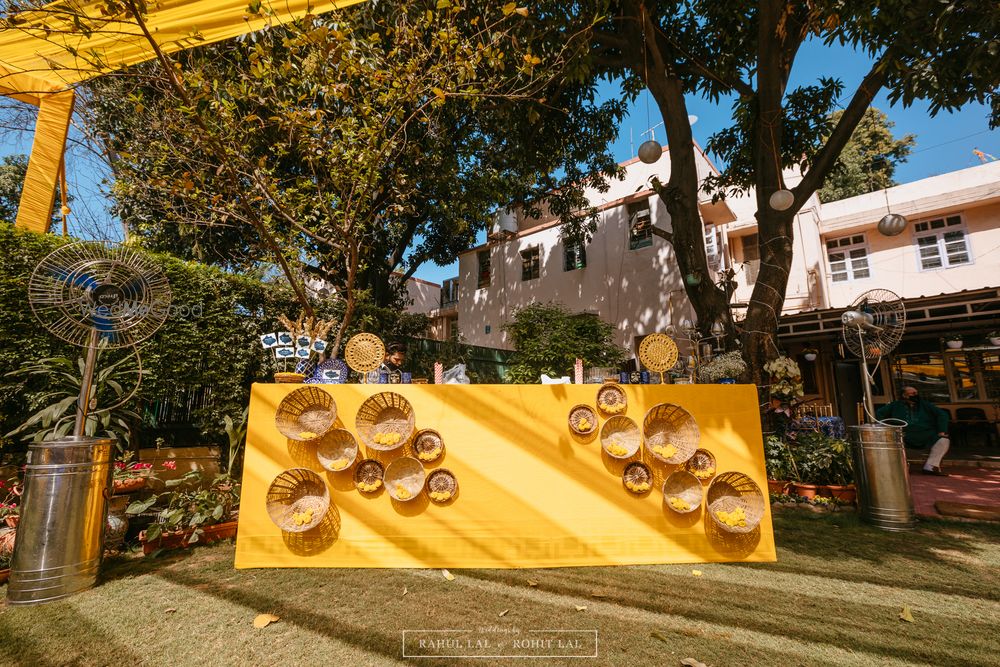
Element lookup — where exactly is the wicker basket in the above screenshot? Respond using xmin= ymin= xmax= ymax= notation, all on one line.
xmin=684 ymin=448 xmax=717 ymax=481
xmin=354 ymin=458 xmax=385 ymax=493
xmin=622 ymin=461 xmax=653 ymax=495
xmin=568 ymin=404 xmax=598 ymax=436
xmin=384 ymin=456 xmax=426 ymax=502
xmin=274 ymin=372 xmax=306 ymax=384
xmin=707 ymin=471 xmax=765 ymax=534
xmin=600 ymin=415 xmax=640 ymax=459
xmin=344 ymin=332 xmax=386 ymax=373
xmin=275 ymin=386 xmax=337 ymax=441
xmin=638 ymin=333 xmax=679 ymax=373
xmin=643 ymin=403 xmax=699 ymax=464
xmin=265 ymin=468 xmax=330 ymax=533
xmin=662 ymin=470 xmax=703 ymax=514
xmin=426 ymin=468 xmax=458 ymax=503
xmin=596 ymin=383 xmax=627 ymax=415
xmin=355 ymin=392 xmax=416 ymax=450
xmin=413 ymin=429 xmax=445 ymax=463
xmin=316 ymin=428 xmax=359 ymax=472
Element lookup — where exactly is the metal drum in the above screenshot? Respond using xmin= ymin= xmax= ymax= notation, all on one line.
xmin=7 ymin=436 xmax=114 ymax=605
xmin=849 ymin=425 xmax=916 ymax=531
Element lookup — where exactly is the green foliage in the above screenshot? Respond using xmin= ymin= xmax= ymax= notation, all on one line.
xmin=819 ymin=108 xmax=916 ymax=202
xmin=126 ymin=470 xmax=240 ymax=547
xmin=502 ymin=302 xmax=625 ymax=384
xmin=770 ymin=431 xmax=854 ymax=486
xmin=764 ymin=434 xmax=798 ymax=482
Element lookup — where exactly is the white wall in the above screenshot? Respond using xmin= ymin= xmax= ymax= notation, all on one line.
xmin=403 ymin=277 xmax=441 ymax=314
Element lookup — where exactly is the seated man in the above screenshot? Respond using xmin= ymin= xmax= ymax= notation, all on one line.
xmin=876 ymin=386 xmax=950 ymax=475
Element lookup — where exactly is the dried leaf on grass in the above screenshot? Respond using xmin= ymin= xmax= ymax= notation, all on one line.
xmin=899 ymin=606 xmax=915 ymax=623
xmin=691 ymin=570 xmax=703 ymax=577
xmin=527 ymin=579 xmax=538 ymax=587
xmin=442 ymin=569 xmax=455 ymax=581
xmin=402 ymin=586 xmax=408 ymax=596
xmin=165 ymin=608 xmax=176 ymax=614
xmin=253 ymin=613 xmax=280 ymax=629
xmin=651 ymin=631 xmax=670 ymax=644
xmin=575 ymin=605 xmax=587 ymax=611
xmin=681 ymin=659 xmax=707 ymax=667
xmin=499 ymin=609 xmax=509 ymax=617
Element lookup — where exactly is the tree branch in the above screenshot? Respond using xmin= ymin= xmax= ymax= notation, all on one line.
xmin=650 ymin=28 xmax=755 ymax=98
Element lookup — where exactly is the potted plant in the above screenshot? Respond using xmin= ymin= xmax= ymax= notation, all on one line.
xmin=0 ymin=476 xmax=20 ymax=529
xmin=764 ymin=356 xmax=805 ymax=411
xmin=790 ymin=432 xmax=855 ymax=502
xmin=112 ymin=458 xmax=153 ymax=495
xmin=944 ymin=334 xmax=963 ymax=350
xmin=988 ymin=331 xmax=1000 ymax=347
xmin=0 ymin=527 xmax=13 ymax=584
xmin=763 ymin=434 xmax=797 ymax=493
xmin=697 ymin=351 xmax=747 ymax=384
xmin=802 ymin=347 xmax=818 ymax=362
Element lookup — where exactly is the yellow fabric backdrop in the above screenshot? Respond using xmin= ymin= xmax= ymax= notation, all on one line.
xmin=0 ymin=0 xmax=364 ymax=234
xmin=235 ymin=384 xmax=776 ymax=569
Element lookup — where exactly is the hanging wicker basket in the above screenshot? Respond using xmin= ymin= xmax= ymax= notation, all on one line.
xmin=384 ymin=456 xmax=426 ymax=502
xmin=643 ymin=403 xmax=699 ymax=464
xmin=355 ymin=392 xmax=416 ymax=450
xmin=316 ymin=428 xmax=359 ymax=472
xmin=707 ymin=471 xmax=765 ymax=534
xmin=265 ymin=468 xmax=330 ymax=533
xmin=275 ymin=386 xmax=337 ymax=441
xmin=568 ymin=404 xmax=598 ymax=436
xmin=663 ymin=470 xmax=703 ymax=514
xmin=596 ymin=382 xmax=627 ymax=415
xmin=426 ymin=468 xmax=458 ymax=503
xmin=344 ymin=332 xmax=386 ymax=373
xmin=600 ymin=415 xmax=640 ymax=459
xmin=684 ymin=448 xmax=717 ymax=482
xmin=622 ymin=461 xmax=653 ymax=495
xmin=413 ymin=429 xmax=445 ymax=463
xmin=354 ymin=458 xmax=385 ymax=493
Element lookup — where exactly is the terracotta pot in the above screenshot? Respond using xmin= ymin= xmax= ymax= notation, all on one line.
xmin=767 ymin=479 xmax=791 ymax=495
xmin=0 ymin=568 xmax=9 ymax=585
xmin=792 ymin=482 xmax=821 ymax=499
xmin=4 ymin=515 xmax=18 ymax=529
xmin=824 ymin=484 xmax=857 ymax=504
xmin=112 ymin=477 xmax=147 ymax=495
xmin=139 ymin=520 xmax=239 ymax=555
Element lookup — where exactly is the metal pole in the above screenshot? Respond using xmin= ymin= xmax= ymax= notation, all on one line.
xmin=74 ymin=330 xmax=100 ymax=436
xmin=860 ymin=352 xmax=875 ymax=423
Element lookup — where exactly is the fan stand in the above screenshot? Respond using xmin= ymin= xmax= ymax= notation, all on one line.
xmin=858 ymin=343 xmax=876 ymax=423
xmin=73 ymin=330 xmax=100 ymax=436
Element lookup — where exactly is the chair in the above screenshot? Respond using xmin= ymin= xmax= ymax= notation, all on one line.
xmin=952 ymin=407 xmax=995 ymax=447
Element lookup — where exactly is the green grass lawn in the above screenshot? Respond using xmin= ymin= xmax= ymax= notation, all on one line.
xmin=2 ymin=511 xmax=999 ymax=666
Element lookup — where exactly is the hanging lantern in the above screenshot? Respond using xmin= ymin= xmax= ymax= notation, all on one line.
xmin=684 ymin=272 xmax=702 ymax=287
xmin=769 ymin=189 xmax=794 ymax=211
xmin=637 ymin=140 xmax=663 ymax=164
xmin=877 ymin=213 xmax=908 ymax=237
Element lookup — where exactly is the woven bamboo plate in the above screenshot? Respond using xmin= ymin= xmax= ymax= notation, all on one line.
xmin=684 ymin=448 xmax=717 ymax=481
xmin=596 ymin=382 xmax=627 ymax=415
xmin=354 ymin=458 xmax=385 ymax=493
xmin=600 ymin=415 xmax=640 ymax=459
xmin=643 ymin=403 xmax=699 ymax=464
xmin=265 ymin=468 xmax=330 ymax=533
xmin=663 ymin=470 xmax=703 ymax=514
xmin=275 ymin=386 xmax=337 ymax=441
xmin=426 ymin=468 xmax=458 ymax=504
xmin=707 ymin=471 xmax=765 ymax=534
xmin=622 ymin=461 xmax=653 ymax=495
xmin=344 ymin=332 xmax=385 ymax=373
xmin=384 ymin=456 xmax=426 ymax=502
xmin=638 ymin=333 xmax=679 ymax=375
xmin=355 ymin=392 xmax=416 ymax=450
xmin=413 ymin=429 xmax=445 ymax=463
xmin=568 ymin=404 xmax=598 ymax=436
xmin=315 ymin=428 xmax=359 ymax=472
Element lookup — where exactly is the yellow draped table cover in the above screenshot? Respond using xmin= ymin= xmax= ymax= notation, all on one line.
xmin=235 ymin=384 xmax=776 ymax=569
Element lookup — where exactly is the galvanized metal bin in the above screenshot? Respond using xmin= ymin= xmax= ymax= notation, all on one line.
xmin=7 ymin=436 xmax=114 ymax=605
xmin=849 ymin=425 xmax=916 ymax=531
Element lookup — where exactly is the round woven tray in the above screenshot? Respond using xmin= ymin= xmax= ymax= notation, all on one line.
xmin=426 ymin=468 xmax=458 ymax=503
xmin=274 ymin=372 xmax=306 ymax=384
xmin=355 ymin=392 xmax=416 ymax=450
xmin=344 ymin=333 xmax=386 ymax=373
xmin=384 ymin=456 xmax=426 ymax=502
xmin=275 ymin=386 xmax=337 ymax=441
xmin=265 ymin=468 xmax=330 ymax=533
xmin=643 ymin=403 xmax=699 ymax=464
xmin=707 ymin=471 xmax=765 ymax=534
xmin=354 ymin=458 xmax=385 ymax=493
xmin=663 ymin=470 xmax=703 ymax=514
xmin=315 ymin=428 xmax=359 ymax=472
xmin=684 ymin=448 xmax=717 ymax=481
xmin=600 ymin=415 xmax=640 ymax=459
xmin=568 ymin=404 xmax=598 ymax=436
xmin=596 ymin=382 xmax=627 ymax=415
xmin=622 ymin=461 xmax=653 ymax=495
xmin=638 ymin=333 xmax=679 ymax=373
xmin=413 ymin=428 xmax=445 ymax=463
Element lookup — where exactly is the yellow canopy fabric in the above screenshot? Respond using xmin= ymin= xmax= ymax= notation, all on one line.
xmin=0 ymin=0 xmax=365 ymax=233
xmin=235 ymin=383 xmax=776 ymax=569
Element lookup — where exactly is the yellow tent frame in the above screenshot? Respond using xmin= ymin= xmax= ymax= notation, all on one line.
xmin=0 ymin=0 xmax=365 ymax=234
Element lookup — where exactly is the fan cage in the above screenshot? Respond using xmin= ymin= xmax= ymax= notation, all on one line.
xmin=842 ymin=289 xmax=906 ymax=360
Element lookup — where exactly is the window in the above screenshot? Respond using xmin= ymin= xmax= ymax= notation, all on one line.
xmin=477 ymin=250 xmax=491 ymax=289
xmin=892 ymin=353 xmax=949 ymax=404
xmin=564 ymin=239 xmax=587 ymax=271
xmin=520 ymin=246 xmax=540 ymax=281
xmin=705 ymin=225 xmax=721 ymax=272
xmin=627 ymin=199 xmax=653 ymax=250
xmin=740 ymin=234 xmax=759 ymax=284
xmin=825 ymin=234 xmax=871 ymax=282
xmin=913 ymin=215 xmax=970 ymax=270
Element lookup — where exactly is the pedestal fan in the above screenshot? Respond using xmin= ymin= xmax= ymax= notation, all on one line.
xmin=840 ymin=289 xmax=906 ymax=421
